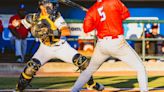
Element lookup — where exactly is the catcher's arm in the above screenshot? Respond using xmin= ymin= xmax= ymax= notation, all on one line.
xmin=54 ymin=14 xmax=71 ymax=36
xmin=60 ymin=26 xmax=70 ymax=36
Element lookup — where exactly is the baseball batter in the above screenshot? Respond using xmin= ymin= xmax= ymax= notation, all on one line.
xmin=72 ymin=0 xmax=148 ymax=92
xmin=14 ymin=0 xmax=104 ymax=91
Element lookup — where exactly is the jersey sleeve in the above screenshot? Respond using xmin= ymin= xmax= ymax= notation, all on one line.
xmin=83 ymin=8 xmax=96 ymax=33
xmin=54 ymin=15 xmax=68 ymax=30
xmin=54 ymin=14 xmax=70 ymax=36
xmin=117 ymin=0 xmax=130 ymax=20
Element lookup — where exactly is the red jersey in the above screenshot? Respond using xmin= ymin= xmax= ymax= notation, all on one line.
xmin=8 ymin=14 xmax=28 ymax=39
xmin=83 ymin=0 xmax=130 ymax=39
xmin=0 ymin=20 xmax=3 ymax=33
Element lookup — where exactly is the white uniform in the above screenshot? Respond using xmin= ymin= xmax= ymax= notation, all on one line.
xmin=16 ymin=2 xmax=104 ymax=91
xmin=72 ymin=0 xmax=148 ymax=92
xmin=22 ymin=15 xmax=78 ymax=65
xmin=72 ymin=35 xmax=148 ymax=92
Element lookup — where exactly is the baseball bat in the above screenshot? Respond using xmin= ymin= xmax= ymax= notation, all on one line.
xmin=58 ymin=0 xmax=88 ymax=12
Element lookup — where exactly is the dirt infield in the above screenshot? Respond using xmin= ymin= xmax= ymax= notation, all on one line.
xmin=1 ymin=62 xmax=164 ymax=77
xmin=35 ymin=61 xmax=164 ymax=77
xmin=34 ymin=71 xmax=164 ymax=77
xmin=1 ymin=62 xmax=164 ymax=92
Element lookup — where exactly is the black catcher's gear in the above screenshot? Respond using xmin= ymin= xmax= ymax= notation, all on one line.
xmin=39 ymin=0 xmax=51 ymax=5
xmin=31 ymin=19 xmax=58 ymax=39
xmin=39 ymin=0 xmax=59 ymax=15
xmin=72 ymin=54 xmax=104 ymax=91
xmin=72 ymin=54 xmax=89 ymax=71
xmin=16 ymin=58 xmax=41 ymax=91
xmin=25 ymin=13 xmax=61 ymax=46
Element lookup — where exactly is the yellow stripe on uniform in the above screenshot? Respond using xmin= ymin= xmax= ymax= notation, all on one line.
xmin=22 ymin=72 xmax=32 ymax=79
xmin=39 ymin=15 xmax=57 ymax=31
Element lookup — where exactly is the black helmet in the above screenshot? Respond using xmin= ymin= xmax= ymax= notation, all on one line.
xmin=38 ymin=0 xmax=51 ymax=5
xmin=39 ymin=0 xmax=59 ymax=15
xmin=38 ymin=0 xmax=58 ymax=5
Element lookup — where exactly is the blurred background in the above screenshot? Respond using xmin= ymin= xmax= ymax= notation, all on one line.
xmin=0 ymin=0 xmax=164 ymax=91
xmin=0 ymin=0 xmax=164 ymax=62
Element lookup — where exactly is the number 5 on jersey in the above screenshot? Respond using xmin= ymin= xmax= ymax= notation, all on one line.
xmin=97 ymin=6 xmax=106 ymax=21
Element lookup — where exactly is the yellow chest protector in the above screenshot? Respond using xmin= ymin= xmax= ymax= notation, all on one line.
xmin=38 ymin=15 xmax=57 ymax=31
xmin=38 ymin=15 xmax=60 ymax=46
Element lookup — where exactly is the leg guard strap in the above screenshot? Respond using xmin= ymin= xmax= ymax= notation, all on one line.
xmin=16 ymin=58 xmax=41 ymax=91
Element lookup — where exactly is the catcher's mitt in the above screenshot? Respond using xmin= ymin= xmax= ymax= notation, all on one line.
xmin=30 ymin=21 xmax=53 ymax=39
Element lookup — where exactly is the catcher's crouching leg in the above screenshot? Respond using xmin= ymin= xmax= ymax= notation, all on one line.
xmin=73 ymin=54 xmax=104 ymax=91
xmin=16 ymin=58 xmax=41 ymax=91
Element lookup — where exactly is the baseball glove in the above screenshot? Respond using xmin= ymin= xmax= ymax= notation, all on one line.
xmin=30 ymin=21 xmax=53 ymax=39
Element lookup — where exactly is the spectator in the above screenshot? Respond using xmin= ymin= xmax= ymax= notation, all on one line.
xmin=146 ymin=24 xmax=164 ymax=56
xmin=0 ymin=19 xmax=3 ymax=33
xmin=134 ymin=24 xmax=164 ymax=57
xmin=0 ymin=19 xmax=4 ymax=53
xmin=8 ymin=6 xmax=29 ymax=63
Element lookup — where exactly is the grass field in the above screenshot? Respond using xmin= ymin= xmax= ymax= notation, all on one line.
xmin=1 ymin=76 xmax=164 ymax=90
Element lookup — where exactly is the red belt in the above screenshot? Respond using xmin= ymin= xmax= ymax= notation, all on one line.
xmin=99 ymin=35 xmax=122 ymax=39
xmin=111 ymin=35 xmax=119 ymax=39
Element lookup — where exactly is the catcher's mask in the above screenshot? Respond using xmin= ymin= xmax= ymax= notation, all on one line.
xmin=39 ymin=0 xmax=59 ymax=14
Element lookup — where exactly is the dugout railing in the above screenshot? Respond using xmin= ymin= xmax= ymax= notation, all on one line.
xmin=65 ymin=19 xmax=164 ymax=62
xmin=123 ymin=20 xmax=164 ymax=62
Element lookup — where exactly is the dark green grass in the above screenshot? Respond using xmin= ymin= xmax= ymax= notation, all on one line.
xmin=0 ymin=76 xmax=164 ymax=89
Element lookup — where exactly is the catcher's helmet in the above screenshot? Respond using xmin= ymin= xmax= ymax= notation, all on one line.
xmin=38 ymin=0 xmax=59 ymax=15
xmin=39 ymin=0 xmax=50 ymax=5
xmin=38 ymin=0 xmax=58 ymax=5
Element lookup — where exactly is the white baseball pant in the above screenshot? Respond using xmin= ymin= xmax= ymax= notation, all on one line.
xmin=72 ymin=35 xmax=148 ymax=92
xmin=32 ymin=40 xmax=78 ymax=65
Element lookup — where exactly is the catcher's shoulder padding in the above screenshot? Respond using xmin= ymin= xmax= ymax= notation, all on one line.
xmin=25 ymin=13 xmax=39 ymax=24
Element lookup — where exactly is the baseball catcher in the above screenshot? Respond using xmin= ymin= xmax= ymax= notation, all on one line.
xmin=14 ymin=0 xmax=104 ymax=91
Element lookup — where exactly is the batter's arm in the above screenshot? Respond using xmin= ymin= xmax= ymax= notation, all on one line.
xmin=117 ymin=0 xmax=130 ymax=20
xmin=83 ymin=8 xmax=96 ymax=33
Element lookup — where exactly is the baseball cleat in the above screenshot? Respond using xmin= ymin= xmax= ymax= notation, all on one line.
xmin=93 ymin=82 xmax=105 ymax=91
xmin=85 ymin=82 xmax=105 ymax=91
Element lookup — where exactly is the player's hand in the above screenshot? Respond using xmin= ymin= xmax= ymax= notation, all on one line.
xmin=12 ymin=19 xmax=20 ymax=27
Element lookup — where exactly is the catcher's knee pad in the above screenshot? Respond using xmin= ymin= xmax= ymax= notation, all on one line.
xmin=72 ymin=54 xmax=90 ymax=71
xmin=24 ymin=58 xmax=41 ymax=77
xmin=16 ymin=58 xmax=41 ymax=91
